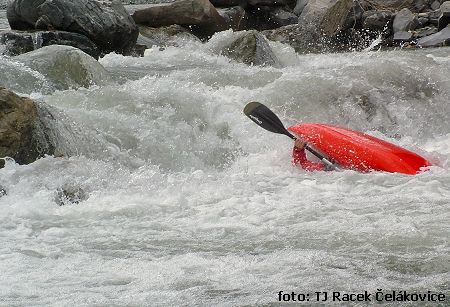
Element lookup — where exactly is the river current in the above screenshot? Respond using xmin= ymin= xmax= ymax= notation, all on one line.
xmin=0 ymin=12 xmax=449 ymax=305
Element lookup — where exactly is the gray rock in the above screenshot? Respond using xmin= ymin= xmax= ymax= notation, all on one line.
xmin=438 ymin=1 xmax=450 ymax=29
xmin=431 ymin=0 xmax=441 ymax=10
xmin=0 ymin=87 xmax=55 ymax=167
xmin=138 ymin=25 xmax=200 ymax=47
xmin=418 ymin=17 xmax=429 ymax=26
xmin=130 ymin=0 xmax=226 ymax=37
xmin=15 ymin=45 xmax=110 ymax=90
xmin=299 ymin=0 xmax=354 ymax=36
xmin=7 ymin=0 xmax=138 ymax=55
xmin=269 ymin=8 xmax=298 ymax=27
xmin=363 ymin=10 xmax=393 ymax=31
xmin=247 ymin=0 xmax=287 ymax=7
xmin=393 ymin=30 xmax=412 ymax=41
xmin=210 ymin=0 xmax=244 ymax=7
xmin=221 ymin=30 xmax=281 ymax=67
xmin=0 ymin=30 xmax=100 ymax=58
xmin=413 ymin=26 xmax=437 ymax=38
xmin=393 ymin=8 xmax=418 ymax=33
xmin=417 ymin=24 xmax=450 ymax=46
xmin=218 ymin=6 xmax=248 ymax=31
xmin=293 ymin=0 xmax=308 ymax=15
xmin=263 ymin=24 xmax=321 ymax=53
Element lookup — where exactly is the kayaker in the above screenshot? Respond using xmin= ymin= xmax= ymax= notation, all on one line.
xmin=292 ymin=139 xmax=326 ymax=171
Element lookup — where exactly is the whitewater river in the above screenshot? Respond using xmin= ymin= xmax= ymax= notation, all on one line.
xmin=0 ymin=22 xmax=449 ymax=305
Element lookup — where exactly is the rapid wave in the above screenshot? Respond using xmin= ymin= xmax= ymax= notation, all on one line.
xmin=0 ymin=31 xmax=449 ymax=305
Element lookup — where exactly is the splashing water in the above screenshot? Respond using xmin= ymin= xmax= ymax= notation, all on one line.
xmin=0 ymin=28 xmax=449 ymax=305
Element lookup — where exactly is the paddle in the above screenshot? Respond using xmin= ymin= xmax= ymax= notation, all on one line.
xmin=243 ymin=101 xmax=338 ymax=170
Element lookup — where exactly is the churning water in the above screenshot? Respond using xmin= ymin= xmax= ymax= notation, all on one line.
xmin=0 ymin=27 xmax=449 ymax=305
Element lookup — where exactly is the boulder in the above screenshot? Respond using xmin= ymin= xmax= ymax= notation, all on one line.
xmin=438 ymin=1 xmax=450 ymax=30
xmin=130 ymin=0 xmax=226 ymax=37
xmin=0 ymin=87 xmax=55 ymax=167
xmin=218 ymin=6 xmax=248 ymax=31
xmin=15 ymin=45 xmax=110 ymax=90
xmin=417 ymin=24 xmax=450 ymax=47
xmin=7 ymin=0 xmax=138 ymax=55
xmin=247 ymin=0 xmax=288 ymax=7
xmin=221 ymin=30 xmax=281 ymax=67
xmin=210 ymin=0 xmax=245 ymax=7
xmin=269 ymin=8 xmax=298 ymax=27
xmin=365 ymin=0 xmax=414 ymax=12
xmin=393 ymin=30 xmax=412 ymax=41
xmin=393 ymin=8 xmax=418 ymax=33
xmin=413 ymin=26 xmax=437 ymax=38
xmin=0 ymin=30 xmax=100 ymax=58
xmin=431 ymin=0 xmax=441 ymax=10
xmin=299 ymin=0 xmax=354 ymax=36
xmin=362 ymin=10 xmax=393 ymax=31
xmin=138 ymin=25 xmax=201 ymax=47
xmin=293 ymin=0 xmax=308 ymax=15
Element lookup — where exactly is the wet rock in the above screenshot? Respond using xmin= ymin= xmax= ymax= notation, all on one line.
xmin=293 ymin=0 xmax=308 ymax=15
xmin=393 ymin=30 xmax=412 ymax=41
xmin=299 ymin=0 xmax=354 ymax=36
xmin=7 ymin=0 xmax=138 ymax=55
xmin=393 ymin=8 xmax=418 ymax=33
xmin=221 ymin=30 xmax=281 ymax=67
xmin=413 ymin=26 xmax=438 ymax=38
xmin=0 ymin=185 xmax=6 ymax=197
xmin=366 ymin=0 xmax=414 ymax=11
xmin=343 ymin=0 xmax=366 ymax=30
xmin=130 ymin=0 xmax=226 ymax=37
xmin=431 ymin=0 xmax=441 ymax=10
xmin=417 ymin=24 xmax=450 ymax=47
xmin=428 ymin=8 xmax=442 ymax=26
xmin=55 ymin=184 xmax=87 ymax=206
xmin=438 ymin=1 xmax=450 ymax=30
xmin=268 ymin=8 xmax=298 ymax=27
xmin=210 ymin=0 xmax=244 ymax=7
xmin=362 ymin=10 xmax=393 ymax=31
xmin=418 ymin=16 xmax=429 ymax=27
xmin=218 ymin=6 xmax=248 ymax=31
xmin=0 ymin=30 xmax=100 ymax=58
xmin=15 ymin=45 xmax=110 ymax=90
xmin=139 ymin=25 xmax=201 ymax=47
xmin=247 ymin=0 xmax=288 ymax=7
xmin=0 ymin=87 xmax=55 ymax=167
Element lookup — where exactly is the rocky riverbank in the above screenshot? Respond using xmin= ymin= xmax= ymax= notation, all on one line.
xmin=0 ymin=0 xmax=449 ymax=60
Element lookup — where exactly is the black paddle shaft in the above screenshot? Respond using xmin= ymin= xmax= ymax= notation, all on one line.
xmin=243 ymin=101 xmax=338 ymax=170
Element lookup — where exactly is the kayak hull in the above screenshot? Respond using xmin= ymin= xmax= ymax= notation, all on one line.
xmin=288 ymin=123 xmax=431 ymax=174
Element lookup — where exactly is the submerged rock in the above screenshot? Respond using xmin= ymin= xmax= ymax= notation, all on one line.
xmin=14 ymin=45 xmax=110 ymax=90
xmin=55 ymin=184 xmax=87 ymax=206
xmin=130 ymin=0 xmax=226 ymax=37
xmin=221 ymin=30 xmax=281 ymax=67
xmin=0 ymin=87 xmax=55 ymax=167
xmin=0 ymin=185 xmax=6 ymax=197
xmin=7 ymin=0 xmax=138 ymax=55
xmin=0 ymin=30 xmax=100 ymax=58
xmin=138 ymin=25 xmax=200 ymax=47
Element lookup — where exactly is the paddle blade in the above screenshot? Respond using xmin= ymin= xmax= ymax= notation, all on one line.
xmin=244 ymin=101 xmax=295 ymax=139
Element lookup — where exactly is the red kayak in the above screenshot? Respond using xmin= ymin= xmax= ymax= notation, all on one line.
xmin=288 ymin=123 xmax=431 ymax=175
